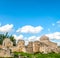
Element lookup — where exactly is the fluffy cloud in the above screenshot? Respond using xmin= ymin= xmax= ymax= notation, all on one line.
xmin=28 ymin=36 xmax=40 ymax=42
xmin=13 ymin=35 xmax=40 ymax=41
xmin=48 ymin=28 xmax=50 ymax=32
xmin=0 ymin=24 xmax=13 ymax=33
xmin=52 ymin=23 xmax=55 ymax=26
xmin=16 ymin=25 xmax=43 ymax=34
xmin=13 ymin=34 xmax=60 ymax=46
xmin=0 ymin=23 xmax=1 ymax=26
xmin=57 ymin=42 xmax=60 ymax=46
xmin=13 ymin=34 xmax=40 ymax=45
xmin=56 ymin=21 xmax=60 ymax=24
xmin=25 ymin=36 xmax=40 ymax=45
xmin=13 ymin=34 xmax=23 ymax=40
xmin=45 ymin=32 xmax=60 ymax=39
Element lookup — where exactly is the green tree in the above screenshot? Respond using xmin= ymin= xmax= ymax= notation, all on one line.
xmin=0 ymin=32 xmax=16 ymax=46
xmin=9 ymin=35 xmax=16 ymax=46
xmin=0 ymin=33 xmax=6 ymax=44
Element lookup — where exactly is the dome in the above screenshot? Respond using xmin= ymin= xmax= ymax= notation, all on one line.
xmin=40 ymin=35 xmax=49 ymax=41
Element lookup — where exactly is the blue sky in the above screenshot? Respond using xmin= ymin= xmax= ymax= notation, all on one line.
xmin=0 ymin=0 xmax=60 ymax=45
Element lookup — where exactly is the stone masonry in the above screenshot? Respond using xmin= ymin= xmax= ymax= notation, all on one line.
xmin=0 ymin=36 xmax=60 ymax=57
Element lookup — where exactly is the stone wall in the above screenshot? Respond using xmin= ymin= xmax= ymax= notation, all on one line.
xmin=0 ymin=49 xmax=12 ymax=57
xmin=17 ymin=40 xmax=26 ymax=52
xmin=2 ymin=38 xmax=13 ymax=48
xmin=26 ymin=42 xmax=33 ymax=53
xmin=0 ymin=36 xmax=60 ymax=57
xmin=33 ymin=41 xmax=40 ymax=53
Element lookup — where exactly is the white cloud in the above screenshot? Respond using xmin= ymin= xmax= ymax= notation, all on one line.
xmin=25 ymin=41 xmax=29 ymax=45
xmin=25 ymin=36 xmax=40 ymax=45
xmin=16 ymin=25 xmax=43 ymax=34
xmin=48 ymin=28 xmax=50 ymax=32
xmin=52 ymin=23 xmax=55 ymax=26
xmin=56 ymin=20 xmax=60 ymax=27
xmin=13 ymin=34 xmax=40 ymax=41
xmin=0 ymin=24 xmax=13 ymax=33
xmin=13 ymin=34 xmax=60 ymax=46
xmin=56 ymin=21 xmax=60 ymax=24
xmin=13 ymin=34 xmax=23 ymax=40
xmin=13 ymin=34 xmax=40 ymax=45
xmin=0 ymin=23 xmax=1 ymax=26
xmin=45 ymin=32 xmax=60 ymax=40
xmin=57 ymin=42 xmax=60 ymax=46
xmin=28 ymin=36 xmax=40 ymax=42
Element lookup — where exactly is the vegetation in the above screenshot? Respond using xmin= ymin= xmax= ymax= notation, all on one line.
xmin=0 ymin=32 xmax=16 ymax=46
xmin=14 ymin=52 xmax=60 ymax=58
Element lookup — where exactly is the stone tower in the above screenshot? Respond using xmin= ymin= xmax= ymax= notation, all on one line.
xmin=33 ymin=41 xmax=40 ymax=53
xmin=17 ymin=39 xmax=26 ymax=52
xmin=26 ymin=41 xmax=33 ymax=53
xmin=39 ymin=42 xmax=49 ymax=53
xmin=40 ymin=35 xmax=49 ymax=42
xmin=40 ymin=35 xmax=57 ymax=48
xmin=40 ymin=35 xmax=59 ymax=53
xmin=2 ymin=38 xmax=13 ymax=48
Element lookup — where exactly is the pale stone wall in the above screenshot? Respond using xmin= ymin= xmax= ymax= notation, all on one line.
xmin=17 ymin=40 xmax=26 ymax=52
xmin=33 ymin=41 xmax=40 ymax=53
xmin=2 ymin=38 xmax=13 ymax=48
xmin=26 ymin=42 xmax=33 ymax=53
xmin=10 ymin=46 xmax=18 ymax=52
xmin=0 ymin=49 xmax=12 ymax=57
xmin=0 ymin=35 xmax=60 ymax=57
xmin=40 ymin=35 xmax=59 ymax=53
xmin=0 ymin=45 xmax=2 ymax=49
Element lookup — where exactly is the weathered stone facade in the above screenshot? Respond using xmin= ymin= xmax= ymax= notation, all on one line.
xmin=0 ymin=36 xmax=60 ymax=57
xmin=2 ymin=38 xmax=13 ymax=48
xmin=40 ymin=35 xmax=57 ymax=48
xmin=0 ymin=38 xmax=13 ymax=57
xmin=0 ymin=49 xmax=12 ymax=57
xmin=11 ymin=39 xmax=26 ymax=52
xmin=26 ymin=42 xmax=33 ymax=53
xmin=39 ymin=35 xmax=59 ymax=53
xmin=33 ymin=41 xmax=40 ymax=53
xmin=17 ymin=40 xmax=26 ymax=52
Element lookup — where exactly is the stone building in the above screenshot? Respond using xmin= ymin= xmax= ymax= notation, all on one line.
xmin=2 ymin=38 xmax=13 ymax=48
xmin=0 ymin=38 xmax=13 ymax=57
xmin=39 ymin=42 xmax=48 ymax=53
xmin=33 ymin=41 xmax=40 ymax=53
xmin=17 ymin=39 xmax=26 ymax=52
xmin=40 ymin=35 xmax=57 ymax=48
xmin=26 ymin=41 xmax=33 ymax=53
xmin=0 ymin=48 xmax=13 ymax=57
xmin=10 ymin=46 xmax=18 ymax=52
xmin=40 ymin=35 xmax=59 ymax=53
xmin=0 ymin=36 xmax=60 ymax=57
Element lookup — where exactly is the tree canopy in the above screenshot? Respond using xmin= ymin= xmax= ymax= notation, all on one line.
xmin=0 ymin=32 xmax=16 ymax=46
